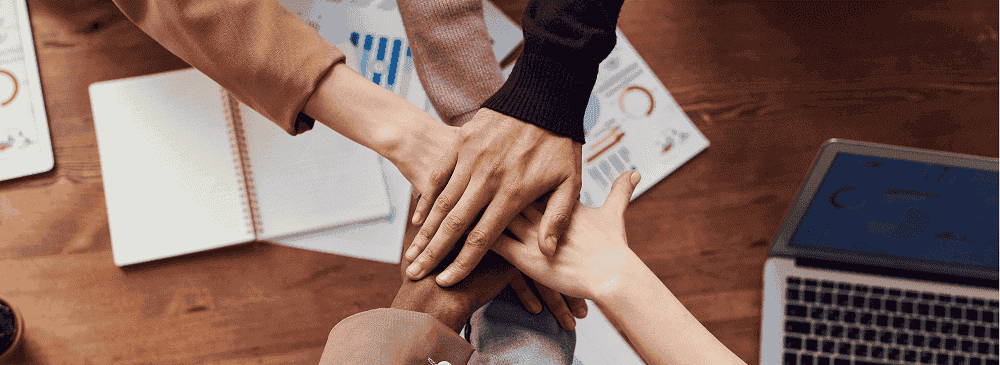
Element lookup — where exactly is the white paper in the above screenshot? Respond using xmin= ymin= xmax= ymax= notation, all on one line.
xmin=573 ymin=300 xmax=646 ymax=364
xmin=502 ymin=30 xmax=710 ymax=208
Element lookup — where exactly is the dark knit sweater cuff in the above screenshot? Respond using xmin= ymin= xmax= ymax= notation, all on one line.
xmin=293 ymin=112 xmax=316 ymax=135
xmin=481 ymin=53 xmax=596 ymax=144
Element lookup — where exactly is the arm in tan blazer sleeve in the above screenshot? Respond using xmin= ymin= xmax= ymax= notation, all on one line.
xmin=319 ymin=308 xmax=474 ymax=365
xmin=111 ymin=0 xmax=345 ymax=135
xmin=397 ymin=0 xmax=505 ymax=126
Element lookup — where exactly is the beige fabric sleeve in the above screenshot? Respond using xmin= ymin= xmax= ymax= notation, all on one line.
xmin=397 ymin=0 xmax=505 ymax=126
xmin=111 ymin=0 xmax=345 ymax=135
xmin=319 ymin=308 xmax=475 ymax=365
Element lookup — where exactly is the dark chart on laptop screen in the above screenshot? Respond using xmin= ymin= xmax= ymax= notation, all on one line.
xmin=789 ymin=152 xmax=998 ymax=269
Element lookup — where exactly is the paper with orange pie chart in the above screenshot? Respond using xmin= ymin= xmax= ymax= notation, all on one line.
xmin=0 ymin=0 xmax=54 ymax=182
xmin=503 ymin=29 xmax=709 ymax=208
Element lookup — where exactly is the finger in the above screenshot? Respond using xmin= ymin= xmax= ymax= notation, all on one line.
xmin=564 ymin=295 xmax=588 ymax=318
xmin=537 ymin=180 xmax=580 ymax=256
xmin=411 ymin=158 xmax=453 ymax=225
xmin=436 ymin=191 xmax=521 ymax=287
xmin=411 ymin=194 xmax=434 ymax=225
xmin=506 ymin=214 xmax=536 ymax=243
xmin=412 ymin=183 xmax=493 ymax=283
xmin=521 ymin=203 xmax=544 ymax=224
xmin=537 ymin=283 xmax=576 ymax=331
xmin=491 ymin=234 xmax=525 ymax=265
xmin=510 ymin=274 xmax=542 ymax=314
xmin=403 ymin=167 xmax=474 ymax=275
xmin=602 ymin=171 xmax=640 ymax=214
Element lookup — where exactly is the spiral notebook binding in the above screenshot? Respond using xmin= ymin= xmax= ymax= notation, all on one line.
xmin=220 ymin=88 xmax=262 ymax=237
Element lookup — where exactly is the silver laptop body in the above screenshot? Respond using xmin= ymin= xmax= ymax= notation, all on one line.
xmin=760 ymin=139 xmax=998 ymax=365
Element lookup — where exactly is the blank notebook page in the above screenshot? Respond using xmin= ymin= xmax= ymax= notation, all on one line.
xmin=237 ymin=104 xmax=391 ymax=240
xmin=90 ymin=69 xmax=254 ymax=266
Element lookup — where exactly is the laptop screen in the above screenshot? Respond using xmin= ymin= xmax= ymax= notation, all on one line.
xmin=788 ymin=152 xmax=998 ymax=269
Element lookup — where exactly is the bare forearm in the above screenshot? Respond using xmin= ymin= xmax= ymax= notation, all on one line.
xmin=302 ymin=62 xmax=431 ymax=160
xmin=596 ymin=253 xmax=747 ymax=365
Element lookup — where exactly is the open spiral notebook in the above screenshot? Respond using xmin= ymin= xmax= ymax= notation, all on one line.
xmin=90 ymin=69 xmax=394 ymax=267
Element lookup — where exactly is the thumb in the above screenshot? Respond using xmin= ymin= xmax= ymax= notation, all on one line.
xmin=602 ymin=171 xmax=640 ymax=214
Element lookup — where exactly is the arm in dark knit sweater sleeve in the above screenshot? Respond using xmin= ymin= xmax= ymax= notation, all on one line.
xmin=481 ymin=0 xmax=626 ymax=144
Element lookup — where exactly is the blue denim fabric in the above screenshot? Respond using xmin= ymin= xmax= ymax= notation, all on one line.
xmin=466 ymin=286 xmax=576 ymax=365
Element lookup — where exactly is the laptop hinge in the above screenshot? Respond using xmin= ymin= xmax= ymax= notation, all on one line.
xmin=795 ymin=257 xmax=998 ymax=289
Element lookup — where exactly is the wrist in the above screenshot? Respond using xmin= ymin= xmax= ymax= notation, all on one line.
xmin=591 ymin=250 xmax=650 ymax=306
xmin=391 ymin=280 xmax=471 ymax=333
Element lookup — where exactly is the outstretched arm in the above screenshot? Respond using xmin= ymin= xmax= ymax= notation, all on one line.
xmin=493 ymin=172 xmax=748 ymax=365
xmin=111 ymin=0 xmax=460 ymax=212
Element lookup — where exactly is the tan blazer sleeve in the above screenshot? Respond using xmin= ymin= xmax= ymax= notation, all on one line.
xmin=397 ymin=0 xmax=505 ymax=126
xmin=111 ymin=0 xmax=345 ymax=135
xmin=319 ymin=308 xmax=474 ymax=365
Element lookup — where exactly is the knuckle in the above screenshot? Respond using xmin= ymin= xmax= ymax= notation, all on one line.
xmin=429 ymin=168 xmax=449 ymax=186
xmin=441 ymin=215 xmax=466 ymax=234
xmin=416 ymin=227 xmax=435 ymax=242
xmin=501 ymin=185 xmax=526 ymax=201
xmin=419 ymin=243 xmax=443 ymax=262
xmin=434 ymin=195 xmax=455 ymax=212
xmin=465 ymin=230 xmax=491 ymax=249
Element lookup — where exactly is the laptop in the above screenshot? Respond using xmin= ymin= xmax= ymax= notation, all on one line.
xmin=760 ymin=139 xmax=999 ymax=365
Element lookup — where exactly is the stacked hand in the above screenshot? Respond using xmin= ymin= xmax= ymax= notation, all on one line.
xmin=493 ymin=171 xmax=640 ymax=301
xmin=403 ymin=108 xmax=583 ymax=285
xmin=389 ymin=108 xmax=586 ymax=331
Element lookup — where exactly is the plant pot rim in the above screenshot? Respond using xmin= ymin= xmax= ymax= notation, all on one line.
xmin=0 ymin=298 xmax=24 ymax=361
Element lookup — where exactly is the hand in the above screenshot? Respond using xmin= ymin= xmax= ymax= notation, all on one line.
xmin=392 ymin=227 xmax=518 ymax=333
xmin=387 ymin=122 xmax=461 ymax=212
xmin=493 ymin=171 xmax=641 ymax=301
xmin=404 ymin=108 xmax=583 ymax=287
xmin=510 ymin=273 xmax=588 ymax=331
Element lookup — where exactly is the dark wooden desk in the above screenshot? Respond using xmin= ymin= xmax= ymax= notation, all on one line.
xmin=1 ymin=0 xmax=995 ymax=363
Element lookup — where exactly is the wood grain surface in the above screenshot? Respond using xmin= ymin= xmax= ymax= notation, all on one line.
xmin=0 ymin=0 xmax=996 ymax=363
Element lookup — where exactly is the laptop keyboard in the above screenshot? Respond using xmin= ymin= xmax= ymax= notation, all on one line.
xmin=783 ymin=276 xmax=1000 ymax=365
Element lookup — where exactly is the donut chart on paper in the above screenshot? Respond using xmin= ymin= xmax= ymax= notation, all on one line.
xmin=0 ymin=69 xmax=17 ymax=107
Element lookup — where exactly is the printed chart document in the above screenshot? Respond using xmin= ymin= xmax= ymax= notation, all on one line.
xmin=502 ymin=29 xmax=710 ymax=207
xmin=90 ymin=70 xmax=392 ymax=266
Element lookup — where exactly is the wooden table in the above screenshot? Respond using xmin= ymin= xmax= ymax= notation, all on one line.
xmin=1 ymin=0 xmax=995 ymax=363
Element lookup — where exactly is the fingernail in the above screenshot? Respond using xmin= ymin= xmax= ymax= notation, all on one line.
xmin=630 ymin=171 xmax=641 ymax=185
xmin=574 ymin=306 xmax=587 ymax=318
xmin=411 ymin=212 xmax=421 ymax=225
xmin=561 ymin=314 xmax=576 ymax=331
xmin=545 ymin=236 xmax=557 ymax=249
xmin=437 ymin=270 xmax=453 ymax=285
xmin=406 ymin=263 xmax=421 ymax=278
xmin=404 ymin=246 xmax=418 ymax=260
xmin=530 ymin=302 xmax=542 ymax=314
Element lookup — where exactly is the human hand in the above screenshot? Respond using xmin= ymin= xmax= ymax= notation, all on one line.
xmin=386 ymin=121 xmax=461 ymax=213
xmin=404 ymin=108 xmax=583 ymax=287
xmin=493 ymin=171 xmax=641 ymax=301
xmin=510 ymin=273 xmax=588 ymax=331
xmin=392 ymin=227 xmax=519 ymax=333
